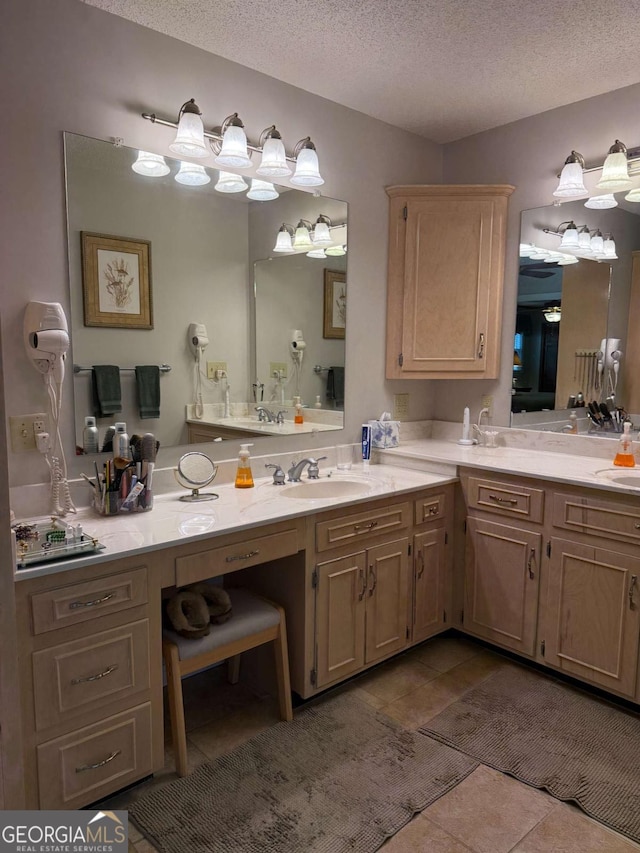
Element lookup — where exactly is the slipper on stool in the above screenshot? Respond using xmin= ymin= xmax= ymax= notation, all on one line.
xmin=185 ymin=582 xmax=233 ymax=624
xmin=165 ymin=589 xmax=210 ymax=639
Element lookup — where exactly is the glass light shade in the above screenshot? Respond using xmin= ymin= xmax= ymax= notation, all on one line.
xmin=624 ymin=187 xmax=640 ymax=202
xmin=544 ymin=252 xmax=564 ymax=263
xmin=578 ymin=227 xmax=592 ymax=251
xmin=529 ymin=248 xmax=549 ymax=259
xmin=307 ymin=247 xmax=326 ymax=258
xmin=256 ymin=137 xmax=291 ymax=177
xmin=214 ymin=171 xmax=248 ymax=193
xmin=132 ymin=151 xmax=170 ymax=177
xmin=543 ymin=307 xmax=562 ymax=323
xmin=247 ymin=179 xmax=279 ymax=201
xmin=585 ymin=194 xmax=617 ymax=209
xmin=559 ymin=223 xmax=579 ymax=249
xmin=325 ymin=244 xmax=346 ymax=256
xmin=293 ymin=223 xmax=313 ymax=250
xmin=273 ymin=229 xmax=295 ymax=253
xmin=553 ymin=162 xmax=586 ymax=198
xmin=291 ymin=147 xmax=324 ymax=187
xmin=602 ymin=236 xmax=617 ymax=259
xmin=214 ymin=125 xmax=252 ymax=169
xmin=312 ymin=221 xmax=332 ymax=246
xmin=596 ymin=151 xmax=631 ymax=190
xmin=519 ymin=243 xmax=536 ymax=257
xmin=590 ymin=231 xmax=604 ymax=255
xmin=169 ymin=112 xmax=208 ymax=158
xmin=557 ymin=254 xmax=579 ymax=265
xmin=175 ymin=162 xmax=210 ymax=186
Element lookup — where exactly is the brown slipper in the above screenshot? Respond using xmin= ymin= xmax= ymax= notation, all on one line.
xmin=165 ymin=589 xmax=211 ymax=638
xmin=186 ymin=582 xmax=233 ymax=624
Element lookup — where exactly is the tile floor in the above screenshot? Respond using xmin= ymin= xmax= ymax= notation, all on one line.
xmin=109 ymin=635 xmax=640 ymax=853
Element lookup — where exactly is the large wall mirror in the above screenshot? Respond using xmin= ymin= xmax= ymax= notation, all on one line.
xmin=64 ymin=133 xmax=347 ymax=452
xmin=510 ymin=195 xmax=640 ymax=432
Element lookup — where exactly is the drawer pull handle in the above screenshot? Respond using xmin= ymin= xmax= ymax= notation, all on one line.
xmin=354 ymin=521 xmax=378 ymax=532
xmin=527 ymin=548 xmax=535 ymax=579
xmin=488 ymin=494 xmax=518 ymax=505
xmin=368 ymin=565 xmax=377 ymax=597
xmin=69 ymin=592 xmax=115 ymax=610
xmin=358 ymin=567 xmax=366 ymax=601
xmin=635 ymin=524 xmax=640 ymax=530
xmin=417 ymin=550 xmax=425 ymax=579
xmin=226 ymin=549 xmax=260 ymax=562
xmin=71 ymin=664 xmax=119 ymax=685
xmin=478 ymin=333 xmax=485 ymax=359
xmin=630 ymin=575 xmax=637 ymax=609
xmin=75 ymin=749 xmax=121 ymax=773
xmin=428 ymin=505 xmax=439 ymax=516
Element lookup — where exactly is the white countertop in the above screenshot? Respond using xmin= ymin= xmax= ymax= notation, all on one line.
xmin=14 ymin=463 xmax=456 ymax=581
xmin=378 ymin=438 xmax=640 ymax=496
xmin=186 ymin=416 xmax=340 ymax=436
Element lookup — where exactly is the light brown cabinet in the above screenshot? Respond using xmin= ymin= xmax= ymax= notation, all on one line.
xmin=412 ymin=527 xmax=447 ymax=643
xmin=315 ymin=537 xmax=409 ymax=689
xmin=386 ymin=184 xmax=513 ymax=380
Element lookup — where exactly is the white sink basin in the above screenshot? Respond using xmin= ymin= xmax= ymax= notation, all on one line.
xmin=280 ymin=479 xmax=372 ymax=499
xmin=596 ymin=468 xmax=640 ymax=488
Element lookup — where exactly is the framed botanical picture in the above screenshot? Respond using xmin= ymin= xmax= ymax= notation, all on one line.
xmin=81 ymin=232 xmax=153 ymax=329
xmin=323 ymin=269 xmax=346 ymax=339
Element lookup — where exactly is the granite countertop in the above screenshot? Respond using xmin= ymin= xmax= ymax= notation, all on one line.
xmin=185 ymin=416 xmax=339 ymax=436
xmin=13 ymin=462 xmax=457 ymax=581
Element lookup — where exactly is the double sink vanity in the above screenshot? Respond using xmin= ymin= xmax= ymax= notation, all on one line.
xmin=10 ymin=428 xmax=640 ymax=810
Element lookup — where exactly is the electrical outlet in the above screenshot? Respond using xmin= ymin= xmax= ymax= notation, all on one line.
xmin=9 ymin=413 xmax=47 ymax=452
xmin=393 ymin=393 xmax=410 ymax=421
xmin=270 ymin=362 xmax=288 ymax=379
xmin=206 ymin=361 xmax=227 ymax=380
xmin=481 ymin=395 xmax=493 ymax=416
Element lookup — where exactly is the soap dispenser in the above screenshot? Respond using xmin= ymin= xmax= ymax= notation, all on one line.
xmin=235 ymin=443 xmax=255 ymax=488
xmin=294 ymin=396 xmax=304 ymax=425
xmin=614 ymin=422 xmax=635 ymax=467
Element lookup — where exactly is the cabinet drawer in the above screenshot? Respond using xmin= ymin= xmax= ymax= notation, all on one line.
xmin=37 ymin=702 xmax=152 ymax=809
xmin=30 ymin=567 xmax=148 ymax=635
xmin=467 ymin=477 xmax=544 ymax=523
xmin=415 ymin=492 xmax=446 ymax=525
xmin=175 ymin=528 xmax=299 ymax=586
xmin=316 ymin=503 xmax=411 ymax=552
xmin=553 ymin=492 xmax=640 ymax=544
xmin=32 ymin=619 xmax=150 ymax=732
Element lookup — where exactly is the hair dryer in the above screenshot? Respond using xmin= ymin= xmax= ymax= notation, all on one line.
xmin=24 ymin=301 xmax=70 ymax=382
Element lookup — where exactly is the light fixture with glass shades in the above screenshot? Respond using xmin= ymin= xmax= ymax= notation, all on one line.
xmin=214 ymin=171 xmax=248 ymax=193
xmin=131 ymin=151 xmax=170 ymax=177
xmin=141 ymin=98 xmax=325 ymax=186
xmin=273 ymin=224 xmax=296 ymax=254
xmin=293 ymin=220 xmax=314 ymax=250
xmin=552 ymin=139 xmax=640 ymax=203
xmin=175 ymin=162 xmax=210 ymax=186
xmin=272 ymin=218 xmax=347 ymax=256
xmin=306 ymin=247 xmax=327 ymax=259
xmin=325 ymin=244 xmax=347 ymax=257
xmin=246 ymin=179 xmax=279 ymax=201
xmin=543 ymin=305 xmax=562 ymax=323
xmin=585 ymin=193 xmax=617 ymax=210
xmin=542 ymin=220 xmax=617 ymax=262
xmin=311 ymin=214 xmax=333 ymax=246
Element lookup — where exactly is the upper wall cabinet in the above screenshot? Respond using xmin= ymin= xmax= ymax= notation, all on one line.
xmin=385 ymin=185 xmax=514 ymax=379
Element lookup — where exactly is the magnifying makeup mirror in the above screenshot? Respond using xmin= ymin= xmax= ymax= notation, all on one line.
xmin=174 ymin=452 xmax=219 ymax=502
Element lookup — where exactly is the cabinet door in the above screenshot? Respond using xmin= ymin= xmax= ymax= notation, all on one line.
xmin=545 ymin=537 xmax=640 ymax=697
xmin=464 ymin=518 xmax=541 ymax=655
xmin=413 ymin=529 xmax=446 ymax=644
xmin=315 ymin=552 xmax=366 ymax=688
xmin=365 ymin=539 xmax=409 ymax=665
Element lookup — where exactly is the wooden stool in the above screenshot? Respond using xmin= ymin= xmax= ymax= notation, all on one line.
xmin=162 ymin=587 xmax=293 ymax=777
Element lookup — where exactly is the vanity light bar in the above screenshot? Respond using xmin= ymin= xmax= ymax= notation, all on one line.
xmin=555 ymin=145 xmax=640 ymax=179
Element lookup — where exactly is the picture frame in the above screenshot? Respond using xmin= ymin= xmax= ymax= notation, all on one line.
xmin=323 ymin=269 xmax=346 ymax=339
xmin=81 ymin=232 xmax=153 ymax=329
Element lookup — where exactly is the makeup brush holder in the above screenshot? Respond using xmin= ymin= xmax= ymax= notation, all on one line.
xmin=93 ymin=487 xmax=153 ymax=515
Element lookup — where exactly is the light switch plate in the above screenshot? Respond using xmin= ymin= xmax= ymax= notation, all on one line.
xmin=206 ymin=361 xmax=227 ymax=380
xmin=270 ymin=362 xmax=288 ymax=379
xmin=393 ymin=393 xmax=410 ymax=421
xmin=9 ymin=413 xmax=47 ymax=452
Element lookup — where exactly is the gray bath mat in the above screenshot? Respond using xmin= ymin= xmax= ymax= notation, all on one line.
xmin=130 ymin=692 xmax=477 ymax=853
xmin=419 ymin=665 xmax=640 ymax=844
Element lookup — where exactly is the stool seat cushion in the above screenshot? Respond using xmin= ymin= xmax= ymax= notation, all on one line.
xmin=163 ymin=588 xmax=280 ymax=661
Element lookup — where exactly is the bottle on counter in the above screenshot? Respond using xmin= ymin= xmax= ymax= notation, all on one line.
xmin=567 ymin=410 xmax=578 ymax=435
xmin=113 ymin=422 xmax=131 ymax=460
xmin=614 ymin=421 xmax=635 ymax=467
xmin=294 ymin=396 xmax=304 ymax=425
xmin=314 ymin=395 xmax=322 ymax=409
xmin=82 ymin=416 xmax=99 ymax=453
xmin=235 ymin=443 xmax=255 ymax=488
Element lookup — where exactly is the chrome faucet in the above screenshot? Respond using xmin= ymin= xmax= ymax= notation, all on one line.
xmin=473 ymin=407 xmax=491 ymax=445
xmin=255 ymin=406 xmax=276 ymax=423
xmin=265 ymin=463 xmax=286 ymax=485
xmin=287 ymin=456 xmax=327 ymax=481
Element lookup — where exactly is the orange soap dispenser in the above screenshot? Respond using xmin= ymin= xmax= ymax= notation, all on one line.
xmin=614 ymin=422 xmax=635 ymax=468
xmin=235 ymin=443 xmax=255 ymax=488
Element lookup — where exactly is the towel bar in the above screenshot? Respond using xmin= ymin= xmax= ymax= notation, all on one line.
xmin=73 ymin=364 xmax=172 ymax=374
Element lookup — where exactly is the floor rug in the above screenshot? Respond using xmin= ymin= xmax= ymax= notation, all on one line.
xmin=419 ymin=665 xmax=640 ymax=844
xmin=130 ymin=692 xmax=477 ymax=853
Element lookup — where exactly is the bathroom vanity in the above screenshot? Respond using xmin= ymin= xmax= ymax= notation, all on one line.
xmin=9 ymin=442 xmax=640 ymax=809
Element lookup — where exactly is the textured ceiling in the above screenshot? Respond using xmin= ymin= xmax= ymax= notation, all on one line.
xmin=84 ymin=0 xmax=640 ymax=143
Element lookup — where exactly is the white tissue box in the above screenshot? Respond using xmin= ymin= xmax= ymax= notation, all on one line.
xmin=369 ymin=418 xmax=400 ymax=448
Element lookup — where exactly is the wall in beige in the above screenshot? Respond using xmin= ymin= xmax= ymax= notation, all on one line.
xmin=1 ymin=0 xmax=442 ymax=488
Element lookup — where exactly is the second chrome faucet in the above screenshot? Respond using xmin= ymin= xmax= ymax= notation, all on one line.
xmin=287 ymin=457 xmax=327 ymax=482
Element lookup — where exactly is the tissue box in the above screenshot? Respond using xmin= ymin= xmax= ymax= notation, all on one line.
xmin=369 ymin=418 xmax=400 ymax=448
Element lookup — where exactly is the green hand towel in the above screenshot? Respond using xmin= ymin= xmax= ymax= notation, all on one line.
xmin=92 ymin=365 xmax=122 ymax=418
xmin=135 ymin=365 xmax=161 ymax=419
